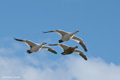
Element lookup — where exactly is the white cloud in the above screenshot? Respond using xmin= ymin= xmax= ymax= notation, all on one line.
xmin=0 ymin=38 xmax=120 ymax=80
xmin=0 ymin=56 xmax=120 ymax=80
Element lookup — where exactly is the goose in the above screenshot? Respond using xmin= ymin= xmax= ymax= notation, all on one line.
xmin=49 ymin=44 xmax=87 ymax=60
xmin=14 ymin=38 xmax=57 ymax=54
xmin=43 ymin=30 xmax=87 ymax=52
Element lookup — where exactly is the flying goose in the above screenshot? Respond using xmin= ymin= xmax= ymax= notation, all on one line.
xmin=43 ymin=30 xmax=87 ymax=52
xmin=49 ymin=44 xmax=87 ymax=60
xmin=14 ymin=38 xmax=57 ymax=54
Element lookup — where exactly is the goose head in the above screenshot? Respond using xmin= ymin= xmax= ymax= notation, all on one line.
xmin=42 ymin=42 xmax=47 ymax=45
xmin=75 ymin=46 xmax=78 ymax=49
xmin=61 ymin=52 xmax=66 ymax=55
xmin=59 ymin=40 xmax=63 ymax=43
xmin=27 ymin=50 xmax=32 ymax=54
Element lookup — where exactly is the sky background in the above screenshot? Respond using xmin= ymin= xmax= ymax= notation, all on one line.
xmin=0 ymin=0 xmax=120 ymax=80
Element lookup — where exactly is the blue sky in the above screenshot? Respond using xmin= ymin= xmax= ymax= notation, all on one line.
xmin=0 ymin=0 xmax=120 ymax=80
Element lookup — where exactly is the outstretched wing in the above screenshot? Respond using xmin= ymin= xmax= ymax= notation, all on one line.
xmin=58 ymin=44 xmax=69 ymax=50
xmin=72 ymin=36 xmax=87 ymax=52
xmin=74 ymin=49 xmax=87 ymax=60
xmin=49 ymin=44 xmax=69 ymax=51
xmin=14 ymin=38 xmax=37 ymax=48
xmin=42 ymin=46 xmax=57 ymax=54
xmin=43 ymin=30 xmax=69 ymax=36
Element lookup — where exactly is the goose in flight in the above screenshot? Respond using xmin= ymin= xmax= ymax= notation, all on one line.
xmin=14 ymin=38 xmax=57 ymax=54
xmin=43 ymin=30 xmax=87 ymax=52
xmin=49 ymin=44 xmax=87 ymax=60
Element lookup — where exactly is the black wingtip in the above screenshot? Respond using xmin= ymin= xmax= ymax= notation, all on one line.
xmin=43 ymin=30 xmax=54 ymax=33
xmin=79 ymin=42 xmax=88 ymax=52
xmin=43 ymin=31 xmax=48 ymax=33
xmin=85 ymin=58 xmax=87 ymax=60
xmin=82 ymin=56 xmax=87 ymax=61
xmin=52 ymin=51 xmax=57 ymax=54
xmin=54 ymin=52 xmax=57 ymax=54
xmin=14 ymin=38 xmax=24 ymax=42
xmin=85 ymin=49 xmax=88 ymax=52
xmin=14 ymin=38 xmax=18 ymax=41
xmin=48 ymin=44 xmax=58 ymax=46
xmin=48 ymin=48 xmax=57 ymax=54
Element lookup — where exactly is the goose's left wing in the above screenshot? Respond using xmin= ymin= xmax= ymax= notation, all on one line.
xmin=14 ymin=38 xmax=37 ymax=48
xmin=43 ymin=30 xmax=69 ymax=36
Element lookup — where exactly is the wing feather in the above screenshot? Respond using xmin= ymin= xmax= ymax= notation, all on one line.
xmin=49 ymin=44 xmax=69 ymax=50
xmin=14 ymin=38 xmax=37 ymax=48
xmin=42 ymin=46 xmax=57 ymax=54
xmin=72 ymin=36 xmax=87 ymax=52
xmin=43 ymin=30 xmax=69 ymax=36
xmin=74 ymin=49 xmax=87 ymax=60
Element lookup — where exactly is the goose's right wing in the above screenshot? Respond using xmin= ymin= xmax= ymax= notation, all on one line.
xmin=43 ymin=30 xmax=69 ymax=36
xmin=72 ymin=36 xmax=87 ymax=52
xmin=74 ymin=49 xmax=87 ymax=60
xmin=14 ymin=38 xmax=37 ymax=48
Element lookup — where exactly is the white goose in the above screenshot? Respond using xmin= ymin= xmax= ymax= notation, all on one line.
xmin=14 ymin=38 xmax=57 ymax=54
xmin=43 ymin=30 xmax=87 ymax=52
xmin=49 ymin=44 xmax=87 ymax=60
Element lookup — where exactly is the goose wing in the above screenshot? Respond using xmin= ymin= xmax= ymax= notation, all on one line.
xmin=72 ymin=36 xmax=87 ymax=52
xmin=42 ymin=46 xmax=57 ymax=54
xmin=14 ymin=38 xmax=37 ymax=48
xmin=43 ymin=30 xmax=69 ymax=36
xmin=58 ymin=44 xmax=69 ymax=50
xmin=49 ymin=44 xmax=69 ymax=50
xmin=74 ymin=49 xmax=87 ymax=60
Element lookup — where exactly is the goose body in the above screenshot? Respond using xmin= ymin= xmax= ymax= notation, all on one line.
xmin=49 ymin=44 xmax=87 ymax=60
xmin=63 ymin=47 xmax=78 ymax=55
xmin=14 ymin=38 xmax=57 ymax=54
xmin=61 ymin=30 xmax=79 ymax=41
xmin=30 ymin=44 xmax=43 ymax=52
xmin=43 ymin=30 xmax=87 ymax=52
